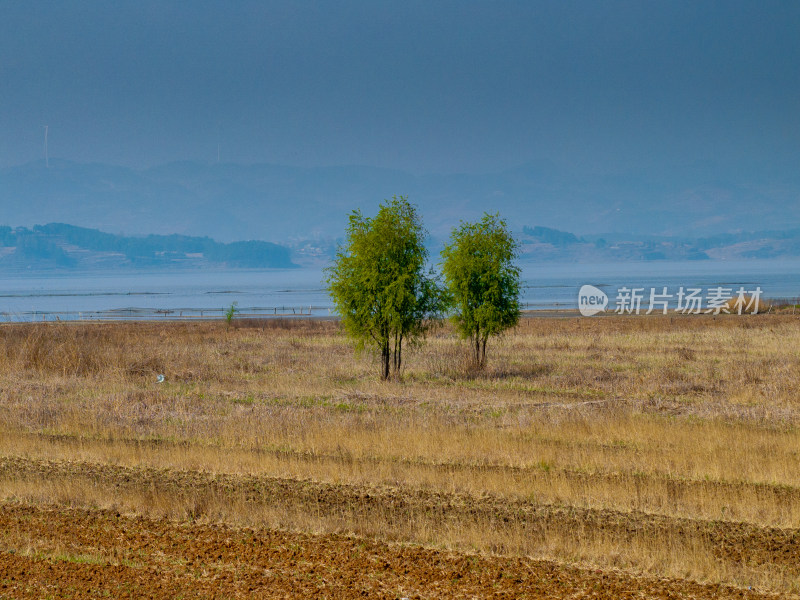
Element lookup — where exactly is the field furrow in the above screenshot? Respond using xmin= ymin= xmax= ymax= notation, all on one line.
xmin=0 ymin=504 xmax=780 ymax=600
xmin=1 ymin=455 xmax=799 ymax=590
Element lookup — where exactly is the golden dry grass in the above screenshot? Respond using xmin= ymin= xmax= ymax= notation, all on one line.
xmin=1 ymin=315 xmax=800 ymax=593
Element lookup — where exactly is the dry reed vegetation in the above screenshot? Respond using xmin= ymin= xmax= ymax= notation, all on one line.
xmin=1 ymin=315 xmax=800 ymax=594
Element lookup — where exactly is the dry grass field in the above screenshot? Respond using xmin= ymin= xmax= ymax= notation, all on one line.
xmin=0 ymin=314 xmax=799 ymax=598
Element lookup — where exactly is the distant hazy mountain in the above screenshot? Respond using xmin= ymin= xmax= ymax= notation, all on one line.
xmin=519 ymin=225 xmax=800 ymax=262
xmin=0 ymin=223 xmax=295 ymax=270
xmin=3 ymin=220 xmax=800 ymax=271
xmin=2 ymin=159 xmax=799 ymax=246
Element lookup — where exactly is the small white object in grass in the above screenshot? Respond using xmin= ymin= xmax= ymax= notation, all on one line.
xmin=156 ymin=374 xmax=165 ymax=383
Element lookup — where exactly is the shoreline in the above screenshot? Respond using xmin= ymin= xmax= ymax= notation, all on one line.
xmin=2 ymin=307 xmax=791 ymax=324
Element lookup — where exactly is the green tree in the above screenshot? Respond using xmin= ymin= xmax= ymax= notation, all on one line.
xmin=441 ymin=213 xmax=521 ymax=368
xmin=326 ymin=196 xmax=442 ymax=379
xmin=225 ymin=301 xmax=238 ymax=326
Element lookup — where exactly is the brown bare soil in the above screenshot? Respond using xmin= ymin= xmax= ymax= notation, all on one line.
xmin=2 ymin=456 xmax=800 ymax=576
xmin=0 ymin=503 xmax=777 ymax=599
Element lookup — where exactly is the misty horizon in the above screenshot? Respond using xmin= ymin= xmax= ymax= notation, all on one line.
xmin=1 ymin=1 xmax=799 ymax=253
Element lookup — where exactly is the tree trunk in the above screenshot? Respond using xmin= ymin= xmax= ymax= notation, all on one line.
xmin=473 ymin=328 xmax=484 ymax=369
xmin=381 ymin=341 xmax=390 ymax=380
xmin=390 ymin=333 xmax=403 ymax=379
xmin=392 ymin=332 xmax=398 ymax=372
xmin=397 ymin=334 xmax=403 ymax=373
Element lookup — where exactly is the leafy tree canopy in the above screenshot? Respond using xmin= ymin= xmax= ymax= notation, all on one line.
xmin=326 ymin=196 xmax=442 ymax=379
xmin=441 ymin=213 xmax=521 ymax=367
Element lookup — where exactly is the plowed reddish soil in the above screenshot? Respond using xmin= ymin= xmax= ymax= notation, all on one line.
xmin=3 ymin=456 xmax=799 ymax=575
xmin=0 ymin=504 xmax=777 ymax=599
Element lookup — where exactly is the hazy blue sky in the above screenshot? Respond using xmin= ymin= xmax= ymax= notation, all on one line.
xmin=2 ymin=0 xmax=799 ymax=175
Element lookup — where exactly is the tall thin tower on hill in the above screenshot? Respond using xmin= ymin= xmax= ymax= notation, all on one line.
xmin=43 ymin=125 xmax=49 ymax=168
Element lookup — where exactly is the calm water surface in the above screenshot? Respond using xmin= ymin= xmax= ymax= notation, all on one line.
xmin=2 ymin=259 xmax=800 ymax=321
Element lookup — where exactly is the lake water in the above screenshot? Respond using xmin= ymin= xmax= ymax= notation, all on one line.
xmin=2 ymin=259 xmax=800 ymax=321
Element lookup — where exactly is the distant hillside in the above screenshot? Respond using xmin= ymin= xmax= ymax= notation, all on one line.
xmin=0 ymin=224 xmax=295 ymax=270
xmin=519 ymin=225 xmax=800 ymax=261
xmin=2 ymin=159 xmax=799 ymax=245
xmin=4 ymin=221 xmax=800 ymax=271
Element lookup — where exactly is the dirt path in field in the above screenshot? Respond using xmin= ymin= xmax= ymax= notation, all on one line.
xmin=0 ymin=503 xmax=781 ymax=599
